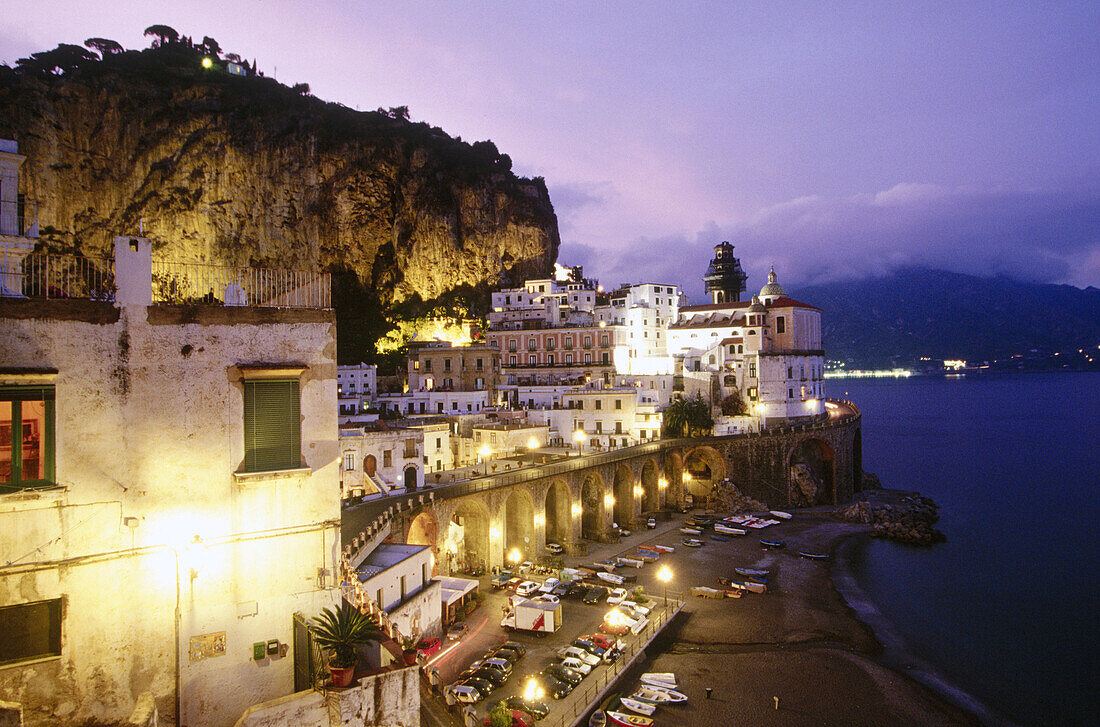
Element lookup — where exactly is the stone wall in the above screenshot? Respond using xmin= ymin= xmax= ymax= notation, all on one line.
xmin=233 ymin=666 xmax=419 ymax=727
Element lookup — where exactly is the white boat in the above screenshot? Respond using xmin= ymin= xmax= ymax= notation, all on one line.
xmin=597 ymin=571 xmax=625 ymax=585
xmin=714 ymin=524 xmax=747 ymax=535
xmin=607 ymin=711 xmax=653 ymax=727
xmin=679 ymin=527 xmax=702 ymax=535
xmin=652 ymin=545 xmax=675 ymax=553
xmin=619 ymin=697 xmax=656 ymax=716
xmin=640 ymin=672 xmax=678 ymax=688
xmin=633 ymin=685 xmax=688 ymax=704
xmin=770 ymin=510 xmax=793 ymax=520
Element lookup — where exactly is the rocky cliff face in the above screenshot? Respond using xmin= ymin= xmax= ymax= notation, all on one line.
xmin=0 ymin=54 xmax=558 ymax=331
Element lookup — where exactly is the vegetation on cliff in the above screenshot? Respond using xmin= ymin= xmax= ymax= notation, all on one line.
xmin=0 ymin=30 xmax=560 ymax=364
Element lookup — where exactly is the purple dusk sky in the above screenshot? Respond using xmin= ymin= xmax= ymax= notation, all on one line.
xmin=4 ymin=1 xmax=1098 ymax=298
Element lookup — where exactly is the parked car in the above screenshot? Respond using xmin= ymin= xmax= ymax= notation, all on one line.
xmin=572 ymin=638 xmax=607 ymax=659
xmin=582 ymin=586 xmax=609 ymax=604
xmin=444 ymin=684 xmax=484 ymax=704
xmin=482 ymin=709 xmax=533 ymax=727
xmin=460 ymin=677 xmax=496 ymax=697
xmin=588 ymin=633 xmax=621 ymax=651
xmin=416 ymin=636 xmax=441 ymax=659
xmin=464 ymin=668 xmax=506 ymax=689
xmin=558 ymin=645 xmax=601 ymax=667
xmin=598 ymin=619 xmax=630 ymax=636
xmin=516 ymin=580 xmax=540 ymax=597
xmin=496 ymin=696 xmax=549 ymax=721
xmin=538 ymin=577 xmax=560 ymax=594
xmin=545 ymin=542 xmax=565 ymax=555
xmin=490 ymin=646 xmax=522 ymax=664
xmin=525 ymin=672 xmax=570 ymax=700
xmin=565 ymin=583 xmax=588 ymax=600
xmin=532 ymin=594 xmax=559 ymax=605
xmin=480 ymin=657 xmax=513 ymax=678
xmin=446 ymin=622 xmax=469 ymax=640
xmin=646 ymin=517 xmax=656 ymax=529
xmin=505 ymin=578 xmax=525 ymax=591
xmin=559 ymin=656 xmax=593 ymax=676
xmin=501 ymin=640 xmax=527 ymax=657
xmin=620 ymin=600 xmax=651 ymax=616
xmin=544 ymin=664 xmax=583 ymax=686
xmin=551 ymin=582 xmax=571 ymax=598
xmin=606 ymin=587 xmax=629 ymax=605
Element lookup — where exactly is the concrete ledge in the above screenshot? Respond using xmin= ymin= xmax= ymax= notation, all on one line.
xmin=147 ymin=305 xmax=334 ymax=326
xmin=0 ymin=298 xmax=119 ymax=323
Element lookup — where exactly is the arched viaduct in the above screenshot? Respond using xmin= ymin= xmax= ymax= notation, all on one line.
xmin=344 ymin=401 xmax=862 ymax=574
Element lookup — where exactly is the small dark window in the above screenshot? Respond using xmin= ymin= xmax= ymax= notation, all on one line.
xmin=0 ymin=598 xmax=62 ymax=665
xmin=776 ymin=316 xmax=786 ymax=334
xmin=243 ymin=380 xmax=300 ymax=472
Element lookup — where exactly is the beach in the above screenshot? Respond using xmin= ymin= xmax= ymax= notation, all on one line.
xmin=584 ymin=492 xmax=993 ymax=727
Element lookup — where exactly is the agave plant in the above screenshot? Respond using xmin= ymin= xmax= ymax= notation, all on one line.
xmin=310 ymin=604 xmax=386 ymax=669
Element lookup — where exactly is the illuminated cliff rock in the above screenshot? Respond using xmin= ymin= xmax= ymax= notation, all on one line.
xmin=0 ymin=45 xmax=559 ymax=358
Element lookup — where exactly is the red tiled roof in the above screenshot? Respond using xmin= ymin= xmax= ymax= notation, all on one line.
xmin=679 ymin=301 xmax=752 ymax=313
xmin=766 ymin=296 xmax=821 ymax=311
xmin=720 ymin=337 xmax=744 ymax=345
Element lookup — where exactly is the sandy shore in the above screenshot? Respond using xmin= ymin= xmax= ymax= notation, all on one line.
xmin=582 ymin=490 xmax=996 ymax=727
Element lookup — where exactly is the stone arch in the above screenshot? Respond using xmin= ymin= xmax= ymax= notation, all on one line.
xmin=641 ymin=458 xmax=660 ymax=512
xmin=451 ymin=499 xmax=491 ymax=571
xmin=613 ymin=464 xmax=635 ymax=529
xmin=503 ymin=488 xmax=535 ymax=562
xmin=684 ymin=445 xmax=726 ymax=498
xmin=665 ymin=450 xmax=684 ymax=508
xmin=407 ymin=509 xmax=440 ymax=575
xmin=580 ymin=472 xmax=607 ymax=541
xmin=404 ymin=465 xmax=418 ymax=490
xmin=544 ymin=478 xmax=572 ymax=548
xmin=788 ymin=437 xmax=836 ymax=506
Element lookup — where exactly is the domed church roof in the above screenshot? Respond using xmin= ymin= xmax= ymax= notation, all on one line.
xmin=759 ymin=265 xmax=787 ymax=300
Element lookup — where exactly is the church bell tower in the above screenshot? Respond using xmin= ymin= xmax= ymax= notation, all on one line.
xmin=703 ymin=241 xmax=748 ymax=304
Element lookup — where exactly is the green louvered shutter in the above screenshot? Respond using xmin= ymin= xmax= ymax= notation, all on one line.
xmin=244 ymin=380 xmax=300 ymax=472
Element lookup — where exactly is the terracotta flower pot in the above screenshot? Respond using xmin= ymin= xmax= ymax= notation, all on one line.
xmin=404 ymin=650 xmax=418 ymax=666
xmin=328 ymin=664 xmax=355 ymax=688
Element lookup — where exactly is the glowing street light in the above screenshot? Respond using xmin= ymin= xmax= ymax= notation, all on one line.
xmin=201 ymin=57 xmax=213 ymax=69
xmin=657 ymin=565 xmax=672 ymax=608
xmin=573 ymin=429 xmax=585 ymax=456
xmin=524 ymin=678 xmax=545 ymax=702
xmin=478 ymin=445 xmax=491 ymax=463
xmin=508 ymin=548 xmax=522 ymax=568
xmin=527 ymin=437 xmax=540 ymax=451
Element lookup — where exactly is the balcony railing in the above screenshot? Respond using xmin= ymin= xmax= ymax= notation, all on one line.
xmin=151 ymin=260 xmax=330 ymax=309
xmin=1 ymin=253 xmax=115 ymax=301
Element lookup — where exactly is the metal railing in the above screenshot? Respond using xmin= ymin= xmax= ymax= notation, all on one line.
xmin=151 ymin=260 xmax=331 ymax=309
xmin=0 ymin=252 xmax=115 ymax=301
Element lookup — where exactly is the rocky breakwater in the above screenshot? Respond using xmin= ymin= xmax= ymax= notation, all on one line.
xmin=835 ymin=493 xmax=946 ymax=545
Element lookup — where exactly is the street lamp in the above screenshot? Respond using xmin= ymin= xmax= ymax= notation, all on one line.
xmin=527 ymin=437 xmax=540 ymax=452
xmin=508 ymin=548 xmax=522 ymax=569
xmin=657 ymin=565 xmax=672 ymax=608
xmin=478 ymin=445 xmax=491 ymax=463
xmin=573 ymin=429 xmax=585 ymax=456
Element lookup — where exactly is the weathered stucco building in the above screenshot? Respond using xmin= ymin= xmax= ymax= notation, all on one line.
xmin=0 ymin=237 xmax=342 ymax=727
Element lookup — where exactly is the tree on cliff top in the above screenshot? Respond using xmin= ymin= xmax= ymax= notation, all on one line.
xmin=144 ymin=25 xmax=180 ymax=47
xmin=15 ymin=44 xmax=97 ymax=75
xmin=84 ymin=38 xmax=123 ymax=57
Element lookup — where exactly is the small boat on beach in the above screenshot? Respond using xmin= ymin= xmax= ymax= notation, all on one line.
xmin=640 ymin=672 xmax=678 ymax=688
xmin=723 ymin=588 xmax=743 ymax=598
xmin=597 ymin=571 xmax=625 ymax=585
xmin=682 ymin=538 xmax=704 ymax=547
xmin=633 ymin=685 xmax=687 ymax=704
xmin=607 ymin=711 xmax=653 ymax=727
xmin=734 ymin=567 xmax=770 ymax=578
xmin=710 ymin=534 xmax=730 ymax=542
xmin=680 ymin=527 xmax=702 ymax=535
xmin=770 ymin=510 xmax=793 ymax=520
xmin=590 ymin=694 xmax=622 ymax=727
xmin=652 ymin=545 xmax=675 ymax=553
xmin=760 ymin=539 xmax=786 ymax=549
xmin=715 ymin=523 xmax=747 ymax=536
xmin=619 ymin=697 xmax=656 ymax=716
xmin=692 ymin=585 xmax=724 ymax=598
xmin=799 ymin=551 xmax=830 ymax=560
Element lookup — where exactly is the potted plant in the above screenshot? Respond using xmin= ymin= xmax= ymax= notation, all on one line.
xmin=310 ymin=604 xmax=385 ymax=688
xmin=401 ymin=635 xmax=419 ymax=666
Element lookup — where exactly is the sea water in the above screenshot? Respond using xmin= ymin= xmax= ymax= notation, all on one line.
xmin=837 ymin=372 xmax=1099 ymax=726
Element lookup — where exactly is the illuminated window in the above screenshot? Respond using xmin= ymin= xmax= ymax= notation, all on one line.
xmin=1 ymin=386 xmax=55 ymax=491
xmin=0 ymin=598 xmax=62 ymax=664
xmin=343 ymin=453 xmax=355 ymax=471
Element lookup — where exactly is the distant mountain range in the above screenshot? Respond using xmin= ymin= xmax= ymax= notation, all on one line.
xmin=792 ymin=268 xmax=1100 ymax=370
